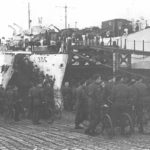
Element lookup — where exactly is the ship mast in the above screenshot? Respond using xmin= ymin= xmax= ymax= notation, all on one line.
xmin=56 ymin=5 xmax=68 ymax=29
xmin=65 ymin=5 xmax=67 ymax=29
xmin=28 ymin=2 xmax=31 ymax=30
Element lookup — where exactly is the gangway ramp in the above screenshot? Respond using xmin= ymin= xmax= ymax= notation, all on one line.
xmin=88 ymin=45 xmax=150 ymax=69
xmin=71 ymin=42 xmax=150 ymax=77
xmin=120 ymin=28 xmax=150 ymax=51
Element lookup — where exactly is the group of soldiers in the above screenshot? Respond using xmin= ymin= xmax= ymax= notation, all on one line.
xmin=28 ymin=75 xmax=55 ymax=125
xmin=0 ymin=67 xmax=149 ymax=137
xmin=73 ymin=74 xmax=150 ymax=136
xmin=0 ymin=84 xmax=21 ymax=122
xmin=0 ymin=74 xmax=55 ymax=125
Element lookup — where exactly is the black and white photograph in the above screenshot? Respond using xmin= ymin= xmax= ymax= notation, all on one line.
xmin=0 ymin=0 xmax=150 ymax=149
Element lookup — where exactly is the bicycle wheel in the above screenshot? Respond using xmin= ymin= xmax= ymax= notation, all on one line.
xmin=101 ymin=114 xmax=114 ymax=138
xmin=121 ymin=113 xmax=134 ymax=135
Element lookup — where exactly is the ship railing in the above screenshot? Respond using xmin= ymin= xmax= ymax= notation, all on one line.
xmin=119 ymin=39 xmax=150 ymax=53
xmin=69 ymin=38 xmax=101 ymax=47
xmin=70 ymin=37 xmax=150 ymax=54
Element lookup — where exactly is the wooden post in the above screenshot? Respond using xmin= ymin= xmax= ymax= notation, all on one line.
xmin=113 ymin=52 xmax=119 ymax=82
xmin=124 ymin=39 xmax=126 ymax=49
xmin=128 ymin=54 xmax=131 ymax=69
xmin=143 ymin=40 xmax=144 ymax=52
xmin=110 ymin=37 xmax=112 ymax=46
xmin=121 ymin=38 xmax=122 ymax=48
xmin=134 ymin=40 xmax=135 ymax=52
xmin=67 ymin=38 xmax=72 ymax=54
xmin=101 ymin=38 xmax=104 ymax=46
xmin=143 ymin=40 xmax=144 ymax=59
xmin=117 ymin=39 xmax=119 ymax=46
xmin=113 ymin=53 xmax=116 ymax=82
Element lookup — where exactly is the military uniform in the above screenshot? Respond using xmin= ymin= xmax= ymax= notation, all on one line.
xmin=13 ymin=86 xmax=21 ymax=121
xmin=103 ymin=81 xmax=114 ymax=104
xmin=75 ymin=85 xmax=88 ymax=129
xmin=62 ymin=85 xmax=73 ymax=111
xmin=133 ymin=81 xmax=148 ymax=133
xmin=4 ymin=86 xmax=15 ymax=122
xmin=128 ymin=81 xmax=138 ymax=127
xmin=85 ymin=81 xmax=103 ymax=135
xmin=71 ymin=86 xmax=77 ymax=110
xmin=0 ymin=86 xmax=5 ymax=115
xmin=29 ymin=84 xmax=43 ymax=124
xmin=43 ymin=83 xmax=55 ymax=122
xmin=128 ymin=82 xmax=138 ymax=105
xmin=28 ymin=85 xmax=35 ymax=119
xmin=110 ymin=81 xmax=130 ymax=131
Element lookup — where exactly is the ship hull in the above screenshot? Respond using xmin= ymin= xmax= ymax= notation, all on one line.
xmin=0 ymin=51 xmax=68 ymax=108
xmin=30 ymin=53 xmax=68 ymax=89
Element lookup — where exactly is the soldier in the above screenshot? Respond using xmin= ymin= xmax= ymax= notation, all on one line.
xmin=43 ymin=82 xmax=55 ymax=123
xmin=32 ymin=66 xmax=40 ymax=84
xmin=43 ymin=75 xmax=55 ymax=87
xmin=0 ymin=85 xmax=5 ymax=116
xmin=74 ymin=81 xmax=88 ymax=129
xmin=62 ymin=82 xmax=73 ymax=111
xmin=28 ymin=82 xmax=35 ymax=119
xmin=85 ymin=74 xmax=104 ymax=136
xmin=103 ymin=78 xmax=114 ymax=104
xmin=4 ymin=85 xmax=15 ymax=122
xmin=13 ymin=86 xmax=21 ymax=122
xmin=29 ymin=83 xmax=43 ymax=125
xmin=133 ymin=78 xmax=148 ymax=133
xmin=71 ymin=83 xmax=78 ymax=110
xmin=110 ymin=76 xmax=130 ymax=134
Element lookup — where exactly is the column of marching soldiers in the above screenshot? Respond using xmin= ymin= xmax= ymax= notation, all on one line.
xmin=62 ymin=74 xmax=150 ymax=136
xmin=0 ymin=72 xmax=150 ymax=137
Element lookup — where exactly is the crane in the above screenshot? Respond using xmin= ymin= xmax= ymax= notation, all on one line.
xmin=13 ymin=23 xmax=23 ymax=35
xmin=48 ymin=24 xmax=60 ymax=32
xmin=8 ymin=25 xmax=17 ymax=36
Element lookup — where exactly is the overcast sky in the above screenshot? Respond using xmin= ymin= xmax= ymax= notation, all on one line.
xmin=0 ymin=0 xmax=150 ymax=38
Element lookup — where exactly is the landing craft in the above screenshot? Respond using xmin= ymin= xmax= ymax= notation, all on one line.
xmin=0 ymin=25 xmax=68 ymax=109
